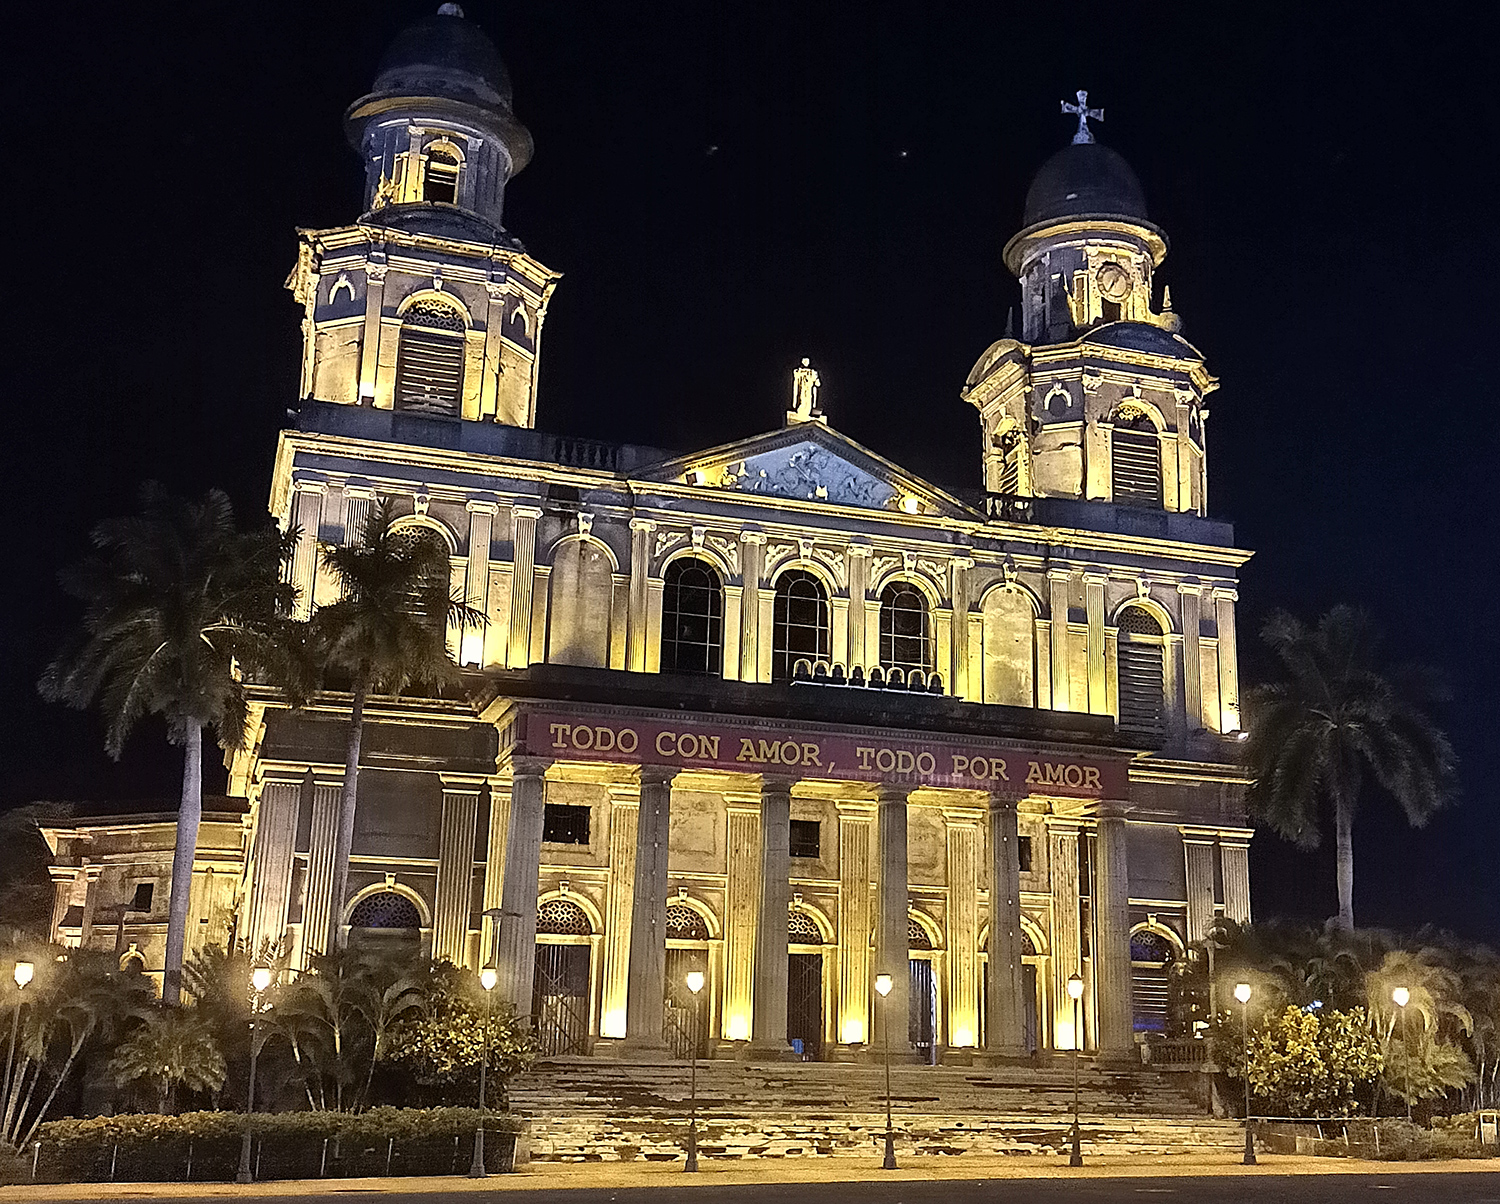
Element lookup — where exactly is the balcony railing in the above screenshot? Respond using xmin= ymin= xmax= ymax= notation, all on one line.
xmin=789 ymin=659 xmax=947 ymax=695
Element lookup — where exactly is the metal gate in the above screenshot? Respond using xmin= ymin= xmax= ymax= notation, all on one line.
xmin=787 ymin=952 xmax=824 ymax=1060
xmin=909 ymin=958 xmax=936 ymax=1061
xmin=532 ymin=943 xmax=590 ymax=1057
xmin=1022 ymin=963 xmax=1039 ymax=1054
xmin=663 ymin=948 xmax=709 ymax=1059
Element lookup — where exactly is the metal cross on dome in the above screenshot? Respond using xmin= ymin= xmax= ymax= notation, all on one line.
xmin=1061 ymin=90 xmax=1103 ymax=145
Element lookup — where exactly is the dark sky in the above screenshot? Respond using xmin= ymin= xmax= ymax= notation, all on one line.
xmin=3 ymin=3 xmax=1495 ymax=938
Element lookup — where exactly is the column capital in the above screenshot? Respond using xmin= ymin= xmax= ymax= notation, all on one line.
xmin=1046 ymin=566 xmax=1072 ymax=582
xmin=509 ymin=756 xmax=551 ymax=780
xmin=1177 ymin=579 xmax=1203 ymax=596
xmin=344 ymin=483 xmax=377 ymax=500
xmin=1212 ymin=586 xmax=1240 ymax=603
xmin=987 ymin=793 xmax=1020 ymax=815
xmin=510 ymin=504 xmax=543 ymax=523
xmin=758 ymin=775 xmax=797 ymax=796
xmin=439 ymin=772 xmax=490 ymax=792
xmin=1083 ymin=569 xmax=1107 ymax=586
xmin=847 ymin=540 xmax=872 ymax=557
xmin=638 ymin=764 xmax=679 ymax=787
xmin=465 ymin=498 xmax=500 ymax=515
xmin=724 ymin=793 xmax=762 ymax=815
xmin=292 ymin=478 xmax=327 ymax=496
xmin=629 ymin=517 xmax=657 ymax=534
xmin=875 ymin=783 xmax=911 ymax=806
xmin=1044 ymin=814 xmax=1083 ymax=835
xmin=1178 ymin=825 xmax=1221 ymax=845
xmin=949 ymin=555 xmax=975 ymax=571
xmin=1217 ymin=827 xmax=1255 ymax=849
xmin=835 ymin=798 xmax=878 ymax=818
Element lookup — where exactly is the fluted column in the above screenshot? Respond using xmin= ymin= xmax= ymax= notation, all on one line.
xmin=507 ymin=506 xmax=542 ymax=669
xmin=243 ymin=777 xmax=300 ymax=958
xmin=1181 ymin=828 xmax=1218 ymax=943
xmin=1221 ymin=830 xmax=1253 ymax=924
xmin=749 ymin=778 xmax=794 ymax=1058
xmin=1047 ymin=569 xmax=1071 ymax=710
xmin=623 ymin=766 xmax=676 ymax=1050
xmin=723 ymin=796 xmax=761 ymax=1043
xmin=1214 ymin=589 xmax=1242 ymax=733
xmin=949 ymin=557 xmax=974 ymax=698
xmin=301 ymin=776 xmax=342 ymax=962
xmin=847 ymin=543 xmax=871 ymax=672
xmin=1047 ymin=819 xmax=1082 ymax=1049
xmin=343 ymin=488 xmax=375 ymax=547
xmin=433 ymin=776 xmax=483 ymax=967
xmin=739 ymin=532 xmax=764 ymax=681
xmin=288 ymin=483 xmax=326 ymax=620
xmin=875 ymin=786 xmax=911 ymax=1053
xmin=462 ymin=502 xmax=496 ymax=667
xmin=598 ymin=785 xmax=639 ymax=1039
xmin=986 ymin=795 xmax=1026 ymax=1057
xmin=494 ymin=759 xmax=550 ymax=1012
xmin=1086 ymin=572 xmax=1107 ymax=715
xmin=944 ymin=806 xmax=981 ymax=1049
xmin=480 ymin=781 xmax=511 ymax=967
xmin=1093 ymin=806 xmax=1134 ymax=1061
xmin=626 ymin=519 xmax=655 ymax=672
xmin=836 ymin=800 xmax=875 ymax=1048
xmin=1179 ymin=583 xmax=1204 ymax=729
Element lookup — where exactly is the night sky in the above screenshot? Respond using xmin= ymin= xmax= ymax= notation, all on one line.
xmin=3 ymin=4 xmax=1494 ymax=938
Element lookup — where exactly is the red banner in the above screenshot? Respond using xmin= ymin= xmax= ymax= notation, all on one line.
xmin=519 ymin=709 xmax=1127 ymax=798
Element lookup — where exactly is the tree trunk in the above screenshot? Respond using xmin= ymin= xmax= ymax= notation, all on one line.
xmin=163 ymin=724 xmax=204 ymax=1005
xmin=328 ymin=681 xmax=368 ymax=953
xmin=1334 ymin=797 xmax=1355 ymax=931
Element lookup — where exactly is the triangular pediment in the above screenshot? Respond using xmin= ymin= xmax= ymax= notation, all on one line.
xmin=639 ymin=423 xmax=973 ymax=517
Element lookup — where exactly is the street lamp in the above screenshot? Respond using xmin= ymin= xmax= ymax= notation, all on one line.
xmin=236 ymin=965 xmax=274 ymax=1184
xmin=874 ymin=972 xmax=896 ymax=1170
xmin=684 ymin=969 xmax=705 ymax=1173
xmin=3 ymin=961 xmax=35 ymax=1116
xmin=1234 ymin=982 xmax=1255 ymax=1165
xmin=1066 ymin=973 xmax=1084 ymax=1167
xmin=1392 ymin=986 xmax=1412 ymax=1123
xmin=468 ymin=965 xmax=499 ymax=1178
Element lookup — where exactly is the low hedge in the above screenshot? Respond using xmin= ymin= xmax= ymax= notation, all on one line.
xmin=10 ymin=1107 xmax=525 ymax=1185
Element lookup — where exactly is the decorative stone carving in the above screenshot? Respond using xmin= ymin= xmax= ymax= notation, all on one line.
xmin=812 ymin=546 xmax=848 ymax=588
xmin=763 ymin=542 xmax=797 ymax=575
xmin=715 ymin=442 xmax=895 ymax=508
xmin=577 ymin=512 xmax=593 ymax=539
xmin=871 ymin=554 xmax=901 ymax=578
xmin=654 ymin=530 xmax=686 ymax=559
xmin=691 ymin=525 xmax=706 ymax=551
xmin=916 ymin=558 xmax=945 ymax=582
xmin=704 ymin=533 xmax=740 ymax=573
xmin=329 ymin=272 xmax=355 ymax=303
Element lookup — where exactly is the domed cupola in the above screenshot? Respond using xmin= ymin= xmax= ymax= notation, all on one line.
xmin=345 ymin=3 xmax=533 ymax=233
xmin=1004 ymin=92 xmax=1169 ymax=345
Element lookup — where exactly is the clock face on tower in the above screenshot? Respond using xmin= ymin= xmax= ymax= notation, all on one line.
xmin=1096 ymin=262 xmax=1131 ymax=301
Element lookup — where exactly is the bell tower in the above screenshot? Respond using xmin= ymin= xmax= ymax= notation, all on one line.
xmin=286 ymin=4 xmax=558 ymax=427
xmin=963 ymin=94 xmax=1217 ymax=514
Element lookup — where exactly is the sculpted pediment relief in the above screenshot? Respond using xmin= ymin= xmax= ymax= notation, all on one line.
xmin=711 ymin=441 xmax=897 ymax=508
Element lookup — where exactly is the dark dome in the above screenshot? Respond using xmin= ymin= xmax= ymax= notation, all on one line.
xmin=372 ymin=5 xmax=513 ymax=111
xmin=1082 ymin=322 xmax=1202 ymax=360
xmin=1023 ymin=142 xmax=1148 ymax=227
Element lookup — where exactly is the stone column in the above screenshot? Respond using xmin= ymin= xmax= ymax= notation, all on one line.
xmin=739 ymin=532 xmax=764 ymax=681
xmin=507 ymin=506 xmax=542 ymax=669
xmin=986 ymin=795 xmax=1026 ymax=1057
xmin=462 ymin=502 xmax=496 ymax=667
xmin=1221 ymin=830 xmax=1253 ymax=925
xmin=494 ymin=759 xmax=550 ymax=1012
xmin=1180 ymin=827 xmax=1218 ymax=943
xmin=357 ymin=264 xmax=387 ymax=403
xmin=1047 ymin=819 xmax=1082 ymax=1049
xmin=1179 ymin=583 xmax=1203 ymax=730
xmin=301 ymin=776 xmax=342 ymax=961
xmin=343 ymin=488 xmax=375 ymax=547
xmin=944 ymin=806 xmax=981 ymax=1049
xmin=1047 ymin=569 xmax=1071 ymax=711
xmin=750 ymin=778 xmax=793 ymax=1058
xmin=598 ymin=784 xmax=639 ymax=1039
xmin=288 ymin=483 xmax=326 ymax=621
xmin=626 ymin=519 xmax=655 ymax=672
xmin=1085 ymin=573 xmax=1107 ymax=715
xmin=1093 ymin=807 xmax=1135 ymax=1061
xmin=949 ymin=557 xmax=974 ymax=698
xmin=847 ymin=543 xmax=871 ymax=671
xmin=722 ymin=796 xmax=761 ymax=1043
xmin=622 ymin=767 xmax=676 ymax=1051
xmin=433 ymin=776 xmax=483 ymax=966
xmin=836 ymin=800 xmax=875 ymax=1049
xmin=480 ymin=781 xmax=512 ymax=967
xmin=1214 ymin=589 xmax=1242 ymax=733
xmin=243 ymin=777 xmax=300 ymax=957
xmin=875 ymin=786 xmax=911 ymax=1054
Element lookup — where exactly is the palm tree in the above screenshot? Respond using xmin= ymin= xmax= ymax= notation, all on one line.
xmin=39 ymin=485 xmax=299 ymax=1003
xmin=310 ymin=500 xmax=481 ymax=953
xmin=1243 ymin=606 xmax=1457 ymax=930
xmin=110 ymin=1007 xmax=227 ymax=1114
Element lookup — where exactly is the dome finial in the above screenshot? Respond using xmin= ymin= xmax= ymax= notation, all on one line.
xmin=1061 ymin=90 xmax=1103 ymax=145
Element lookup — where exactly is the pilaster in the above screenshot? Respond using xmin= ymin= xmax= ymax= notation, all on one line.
xmin=507 ymin=506 xmax=542 ymax=669
xmin=1180 ymin=827 xmax=1218 ymax=943
xmin=1085 ymin=573 xmax=1107 ymax=715
xmin=836 ymin=800 xmax=875 ymax=1048
xmin=343 ymin=487 xmax=375 ymax=548
xmin=480 ymin=781 xmax=511 ymax=967
xmin=739 ymin=532 xmax=765 ymax=681
xmin=723 ymin=796 xmax=761 ymax=1043
xmin=462 ymin=502 xmax=497 ymax=667
xmin=433 ymin=776 xmax=483 ymax=967
xmin=357 ymin=263 xmax=387 ymax=404
xmin=300 ymin=776 xmax=342 ymax=964
xmin=1047 ymin=570 xmax=1071 ymax=711
xmin=243 ymin=777 xmax=300 ymax=958
xmin=1214 ymin=588 xmax=1242 ymax=733
xmin=949 ymin=557 xmax=974 ymax=699
xmin=944 ymin=806 xmax=982 ymax=1049
xmin=847 ymin=543 xmax=871 ymax=672
xmin=627 ymin=519 xmax=655 ymax=673
xmin=289 ymin=483 xmax=326 ymax=621
xmin=1179 ymin=582 xmax=1203 ymax=730
xmin=1221 ymin=829 xmax=1253 ymax=925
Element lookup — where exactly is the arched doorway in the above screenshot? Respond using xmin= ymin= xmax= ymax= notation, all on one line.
xmin=663 ymin=903 xmax=711 ymax=1059
xmin=908 ymin=915 xmax=938 ymax=1063
xmin=533 ymin=898 xmax=593 ymax=1057
xmin=1130 ymin=926 xmax=1178 ymax=1037
xmin=979 ymin=926 xmax=1042 ymax=1055
xmin=346 ymin=890 xmax=424 ymax=958
xmin=787 ymin=907 xmax=825 ymax=1061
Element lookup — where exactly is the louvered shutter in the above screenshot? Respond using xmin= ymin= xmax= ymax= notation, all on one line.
xmin=1117 ymin=641 xmax=1165 ymax=738
xmin=1112 ymin=427 xmax=1163 ymax=507
xmin=395 ymin=301 xmax=466 ymax=416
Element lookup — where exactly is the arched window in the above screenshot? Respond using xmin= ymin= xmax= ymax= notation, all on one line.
xmin=789 ymin=909 xmax=824 ymax=945
xmin=423 ymin=145 xmax=460 ymax=204
xmin=660 ymin=558 xmax=723 ymax=675
xmin=394 ymin=299 xmax=466 ymax=417
xmin=536 ymin=898 xmax=592 ymax=936
xmin=879 ymin=582 xmax=932 ymax=674
xmin=348 ymin=891 xmax=422 ymax=930
xmin=772 ymin=570 xmax=829 ymax=680
xmin=1131 ymin=928 xmax=1177 ymax=1035
xmin=1112 ymin=408 xmax=1163 ymax=508
xmin=1117 ymin=605 xmax=1166 ymax=740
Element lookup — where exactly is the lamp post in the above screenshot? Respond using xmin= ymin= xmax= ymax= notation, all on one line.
xmin=1066 ymin=972 xmax=1084 ymax=1167
xmin=875 ymin=972 xmax=896 ymax=1170
xmin=236 ymin=965 xmax=273 ymax=1184
xmin=1392 ymin=986 xmax=1412 ymax=1123
xmin=3 ymin=961 xmax=34 ymax=1115
xmin=1234 ymin=982 xmax=1255 ymax=1165
xmin=684 ymin=969 xmax=705 ymax=1172
xmin=468 ymin=965 xmax=499 ymax=1178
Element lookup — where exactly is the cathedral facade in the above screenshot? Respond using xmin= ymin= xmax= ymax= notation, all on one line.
xmin=44 ymin=8 xmax=1252 ymax=1064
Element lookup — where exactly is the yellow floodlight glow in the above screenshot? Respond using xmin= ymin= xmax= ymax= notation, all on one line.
xmin=840 ymin=1018 xmax=866 ymax=1045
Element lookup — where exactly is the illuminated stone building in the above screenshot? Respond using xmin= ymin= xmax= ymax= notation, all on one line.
xmin=45 ymin=14 xmax=1253 ymax=1063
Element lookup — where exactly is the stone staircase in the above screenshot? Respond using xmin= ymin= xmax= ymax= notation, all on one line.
xmin=512 ymin=1058 xmax=1241 ymax=1161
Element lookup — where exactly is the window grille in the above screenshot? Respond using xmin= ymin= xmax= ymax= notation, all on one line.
xmin=394 ymin=299 xmax=466 ymax=417
xmin=1131 ymin=929 xmax=1177 ymax=1035
xmin=665 ymin=903 xmax=709 ymax=941
xmin=908 ymin=915 xmax=934 ymax=950
xmin=1116 ymin=605 xmax=1166 ymax=739
xmin=788 ymin=909 xmax=824 ymax=944
xmin=1112 ymin=408 xmax=1163 ymax=508
xmin=772 ymin=570 xmax=829 ymax=680
xmin=1130 ymin=930 xmax=1176 ymax=965
xmin=879 ymin=582 xmax=932 ymax=673
xmin=660 ymin=558 xmax=723 ymax=675
xmin=536 ymin=898 xmax=592 ymax=936
xmin=348 ymin=891 xmax=422 ymax=929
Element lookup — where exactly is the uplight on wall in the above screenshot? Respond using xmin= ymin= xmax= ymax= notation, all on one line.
xmin=898 ymin=495 xmax=922 ymax=515
xmin=600 ymin=1008 xmax=627 ymax=1040
xmin=726 ymin=1013 xmax=750 ymax=1042
xmin=841 ymin=1018 xmax=866 ymax=1045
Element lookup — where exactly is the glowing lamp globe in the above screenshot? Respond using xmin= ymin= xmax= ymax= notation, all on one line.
xmin=686 ymin=970 xmax=705 ymax=995
xmin=1066 ymin=973 xmax=1084 ymax=1001
xmin=480 ymin=966 xmax=499 ymax=992
xmin=1233 ymin=982 xmax=1252 ymax=1004
xmin=13 ymin=961 xmax=34 ymax=989
xmin=874 ymin=973 xmax=893 ymax=997
xmin=251 ymin=966 xmax=272 ymax=993
xmin=1392 ymin=986 xmax=1410 ymax=1008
